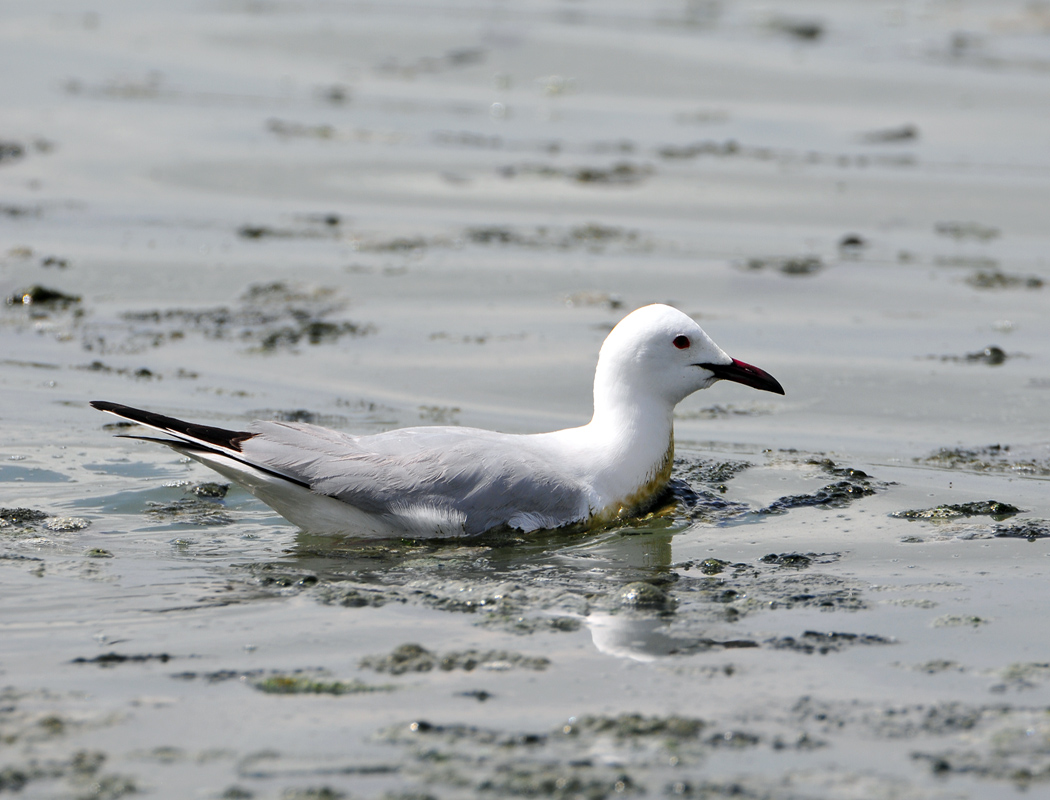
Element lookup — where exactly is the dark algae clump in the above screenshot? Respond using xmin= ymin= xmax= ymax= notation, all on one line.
xmin=6 ymin=286 xmax=81 ymax=307
xmin=761 ymin=481 xmax=876 ymax=514
xmin=893 ymin=501 xmax=1022 ymax=521
xmin=993 ymin=520 xmax=1050 ymax=541
xmin=766 ymin=631 xmax=894 ymax=655
xmin=759 ymin=459 xmax=884 ymax=515
xmin=71 ymin=652 xmax=173 ymax=666
xmin=674 ymin=457 xmax=753 ymax=487
xmin=759 ymin=553 xmax=834 ymax=569
xmin=930 ymin=346 xmax=1015 ymax=365
xmin=0 ymin=140 xmax=27 ymax=163
xmin=191 ymin=482 xmax=229 ymax=498
xmin=0 ymin=508 xmax=48 ymax=527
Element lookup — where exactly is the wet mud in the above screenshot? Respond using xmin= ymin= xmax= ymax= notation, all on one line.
xmin=740 ymin=256 xmax=823 ymax=276
xmin=3 ymin=1 xmax=1050 ymax=798
xmin=893 ymin=501 xmax=1022 ymax=522
xmin=964 ymin=271 xmax=1043 ymax=290
xmin=499 ymin=161 xmax=653 ymax=186
xmin=108 ymin=282 xmax=373 ymax=354
xmin=915 ymin=445 xmax=1050 ymax=477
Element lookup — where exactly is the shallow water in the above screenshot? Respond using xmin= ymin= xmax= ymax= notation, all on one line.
xmin=3 ymin=1 xmax=1050 ymax=798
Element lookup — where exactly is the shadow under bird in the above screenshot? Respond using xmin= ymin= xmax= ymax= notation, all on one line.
xmin=92 ymin=304 xmax=784 ymax=537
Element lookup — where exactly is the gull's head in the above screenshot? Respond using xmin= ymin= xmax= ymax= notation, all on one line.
xmin=595 ymin=304 xmax=784 ymax=411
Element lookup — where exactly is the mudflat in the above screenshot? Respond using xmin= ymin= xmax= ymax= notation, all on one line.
xmin=2 ymin=2 xmax=1049 ymax=798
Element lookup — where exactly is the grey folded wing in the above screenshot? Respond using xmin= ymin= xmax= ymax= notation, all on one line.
xmin=241 ymin=421 xmax=592 ymax=535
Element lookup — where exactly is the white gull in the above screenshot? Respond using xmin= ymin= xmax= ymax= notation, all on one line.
xmin=92 ymin=304 xmax=783 ymax=538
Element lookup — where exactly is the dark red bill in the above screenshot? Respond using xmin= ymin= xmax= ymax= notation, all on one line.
xmin=698 ymin=358 xmax=785 ymax=395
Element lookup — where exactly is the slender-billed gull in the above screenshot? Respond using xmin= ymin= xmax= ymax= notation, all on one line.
xmin=92 ymin=304 xmax=783 ymax=537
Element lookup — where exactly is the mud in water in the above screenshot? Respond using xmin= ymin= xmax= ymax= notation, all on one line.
xmin=3 ymin=1 xmax=1050 ymax=798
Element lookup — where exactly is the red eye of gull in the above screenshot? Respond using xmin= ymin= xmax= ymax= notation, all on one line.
xmin=673 ymin=335 xmax=690 ymax=349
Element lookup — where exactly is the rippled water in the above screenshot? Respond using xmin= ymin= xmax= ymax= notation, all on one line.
xmin=3 ymin=1 xmax=1050 ymax=798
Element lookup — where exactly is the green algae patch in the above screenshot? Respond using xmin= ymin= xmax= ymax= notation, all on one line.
xmin=966 ymin=270 xmax=1043 ymax=290
xmin=935 ymin=220 xmax=1000 ymax=241
xmin=464 ymin=222 xmax=648 ymax=254
xmin=280 ymin=788 xmax=347 ymax=800
xmin=119 ymin=281 xmax=373 ymax=354
xmin=562 ymin=713 xmax=705 ymax=741
xmin=989 ymin=663 xmax=1050 ymax=692
xmin=933 ymin=615 xmax=990 ymax=628
xmin=440 ymin=648 xmax=547 ymax=673
xmin=477 ymin=766 xmax=639 ymax=800
xmin=0 ymin=749 xmax=133 ymax=798
xmin=251 ymin=675 xmax=393 ymax=696
xmin=360 ymin=643 xmax=549 ymax=675
xmin=697 ymin=558 xmax=730 ymax=575
xmin=910 ymin=660 xmax=965 ymax=675
xmin=360 ymin=643 xmax=436 ymax=674
xmin=743 ymin=255 xmax=823 ymax=276
xmin=376 ymin=712 xmax=781 ymax=799
xmin=910 ymin=707 xmax=1050 ymax=787
xmin=916 ymin=445 xmax=1050 ymax=477
xmin=788 ymin=698 xmax=1050 ymax=788
xmin=145 ymin=497 xmax=234 ymax=527
xmin=893 ymin=501 xmax=1022 ymax=522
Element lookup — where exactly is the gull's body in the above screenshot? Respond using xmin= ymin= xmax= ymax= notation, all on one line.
xmin=92 ymin=304 xmax=783 ymax=537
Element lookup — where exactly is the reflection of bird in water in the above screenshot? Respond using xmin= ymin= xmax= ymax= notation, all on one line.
xmin=586 ymin=578 xmax=702 ymax=662
xmin=93 ymin=304 xmax=783 ymax=537
xmin=587 ymin=612 xmax=700 ymax=663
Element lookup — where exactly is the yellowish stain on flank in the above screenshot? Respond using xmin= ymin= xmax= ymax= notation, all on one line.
xmin=591 ymin=437 xmax=675 ymax=526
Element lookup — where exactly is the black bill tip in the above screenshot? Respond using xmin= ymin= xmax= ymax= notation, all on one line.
xmin=698 ymin=358 xmax=785 ymax=395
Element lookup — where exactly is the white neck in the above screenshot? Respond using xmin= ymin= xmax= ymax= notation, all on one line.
xmin=552 ymin=367 xmax=677 ymax=516
xmin=590 ymin=388 xmax=674 ymax=481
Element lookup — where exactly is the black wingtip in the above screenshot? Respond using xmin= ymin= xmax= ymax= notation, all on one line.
xmin=91 ymin=400 xmax=127 ymax=413
xmin=91 ymin=400 xmax=254 ymax=452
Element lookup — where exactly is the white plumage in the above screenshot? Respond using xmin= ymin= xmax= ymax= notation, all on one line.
xmin=93 ymin=304 xmax=783 ymax=537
